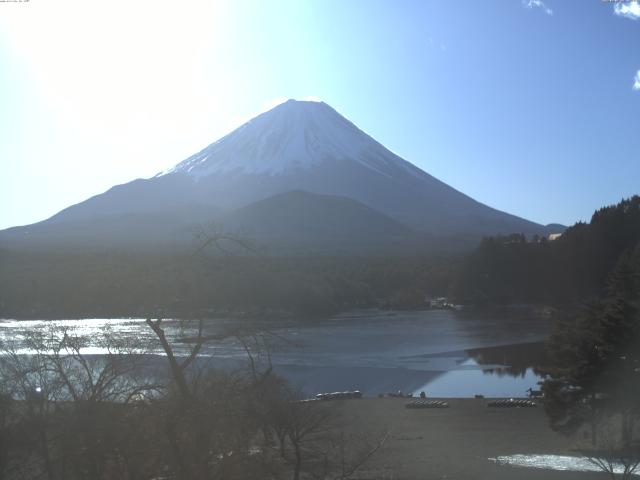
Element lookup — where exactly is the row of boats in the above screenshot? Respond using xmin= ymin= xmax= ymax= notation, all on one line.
xmin=406 ymin=398 xmax=537 ymax=409
xmin=487 ymin=399 xmax=537 ymax=408
xmin=405 ymin=400 xmax=450 ymax=409
xmin=306 ymin=391 xmax=538 ymax=407
xmin=315 ymin=390 xmax=363 ymax=401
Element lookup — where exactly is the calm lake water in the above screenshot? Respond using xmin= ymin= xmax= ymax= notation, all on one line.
xmin=0 ymin=308 xmax=550 ymax=398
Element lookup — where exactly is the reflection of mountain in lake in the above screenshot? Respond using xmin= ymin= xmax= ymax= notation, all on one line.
xmin=406 ymin=342 xmax=549 ymax=397
xmin=466 ymin=342 xmax=548 ymax=378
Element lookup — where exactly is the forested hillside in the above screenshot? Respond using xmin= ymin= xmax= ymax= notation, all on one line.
xmin=453 ymin=196 xmax=640 ymax=305
xmin=0 ymin=251 xmax=455 ymax=319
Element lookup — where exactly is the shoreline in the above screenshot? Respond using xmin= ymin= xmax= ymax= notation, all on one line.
xmin=0 ymin=302 xmax=560 ymax=322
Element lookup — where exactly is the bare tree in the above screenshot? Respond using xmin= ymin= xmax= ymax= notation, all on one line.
xmin=134 ymin=228 xmax=388 ymax=480
xmin=0 ymin=325 xmax=160 ymax=480
xmin=263 ymin=387 xmax=388 ymax=480
xmin=580 ymin=414 xmax=640 ymax=480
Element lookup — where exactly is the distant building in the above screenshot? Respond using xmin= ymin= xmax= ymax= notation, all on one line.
xmin=548 ymin=233 xmax=563 ymax=241
xmin=425 ymin=297 xmax=463 ymax=310
xmin=427 ymin=297 xmax=448 ymax=309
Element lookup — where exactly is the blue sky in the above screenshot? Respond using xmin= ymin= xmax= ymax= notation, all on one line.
xmin=0 ymin=0 xmax=639 ymax=229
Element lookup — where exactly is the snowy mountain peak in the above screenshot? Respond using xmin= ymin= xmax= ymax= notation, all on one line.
xmin=160 ymin=99 xmax=420 ymax=178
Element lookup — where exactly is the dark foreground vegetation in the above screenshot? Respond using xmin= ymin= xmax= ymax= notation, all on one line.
xmin=540 ymin=242 xmax=640 ymax=478
xmin=0 ymin=321 xmax=387 ymax=480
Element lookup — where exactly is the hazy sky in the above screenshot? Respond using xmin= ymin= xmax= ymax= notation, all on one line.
xmin=1 ymin=0 xmax=639 ymax=229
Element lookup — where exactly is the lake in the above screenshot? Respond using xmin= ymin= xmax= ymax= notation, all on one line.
xmin=0 ymin=308 xmax=551 ymax=398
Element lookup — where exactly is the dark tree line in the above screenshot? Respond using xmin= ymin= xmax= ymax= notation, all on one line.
xmin=453 ymin=196 xmax=640 ymax=306
xmin=542 ymin=244 xmax=640 ymax=435
xmin=0 ymin=251 xmax=456 ymax=320
xmin=541 ymin=243 xmax=640 ymax=478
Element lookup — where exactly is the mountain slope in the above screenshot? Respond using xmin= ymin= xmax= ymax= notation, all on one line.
xmin=0 ymin=99 xmax=561 ymax=253
xmin=221 ymin=190 xmax=424 ymax=254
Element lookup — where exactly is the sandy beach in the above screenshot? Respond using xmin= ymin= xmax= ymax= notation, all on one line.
xmin=340 ymin=398 xmax=605 ymax=480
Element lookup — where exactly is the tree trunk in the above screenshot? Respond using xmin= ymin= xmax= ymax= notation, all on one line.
xmin=293 ymin=441 xmax=301 ymax=480
xmin=165 ymin=417 xmax=191 ymax=480
xmin=146 ymin=319 xmax=191 ymax=400
xmin=40 ymin=424 xmax=55 ymax=480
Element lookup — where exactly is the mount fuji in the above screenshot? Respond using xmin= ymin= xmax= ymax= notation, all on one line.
xmin=0 ymin=99 xmax=560 ymax=253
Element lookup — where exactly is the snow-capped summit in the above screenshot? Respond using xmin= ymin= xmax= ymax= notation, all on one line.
xmin=161 ymin=99 xmax=420 ymax=178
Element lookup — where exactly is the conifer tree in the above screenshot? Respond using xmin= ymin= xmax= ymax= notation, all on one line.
xmin=542 ymin=244 xmax=640 ymax=444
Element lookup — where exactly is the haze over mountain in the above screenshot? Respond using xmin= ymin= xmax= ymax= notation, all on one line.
xmin=0 ymin=99 xmax=561 ymax=254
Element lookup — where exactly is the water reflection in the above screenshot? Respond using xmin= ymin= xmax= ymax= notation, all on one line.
xmin=408 ymin=342 xmax=547 ymax=398
xmin=466 ymin=342 xmax=548 ymax=378
xmin=0 ymin=309 xmax=552 ymax=397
